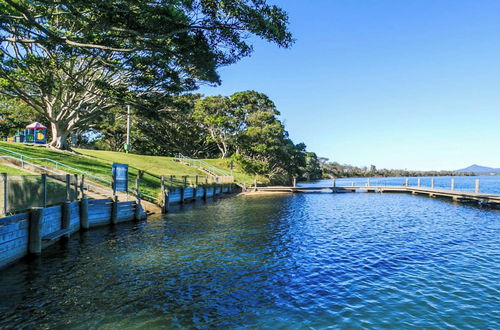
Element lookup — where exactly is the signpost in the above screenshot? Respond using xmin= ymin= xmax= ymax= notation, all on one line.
xmin=112 ymin=163 xmax=129 ymax=195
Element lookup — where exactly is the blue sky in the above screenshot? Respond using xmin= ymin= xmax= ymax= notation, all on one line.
xmin=198 ymin=0 xmax=500 ymax=171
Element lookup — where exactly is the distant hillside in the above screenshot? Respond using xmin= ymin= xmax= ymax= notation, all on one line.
xmin=455 ymin=164 xmax=500 ymax=174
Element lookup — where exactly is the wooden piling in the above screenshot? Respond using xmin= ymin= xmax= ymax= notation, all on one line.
xmin=164 ymin=188 xmax=170 ymax=213
xmin=180 ymin=187 xmax=185 ymax=204
xmin=80 ymin=198 xmax=89 ymax=230
xmin=61 ymin=201 xmax=71 ymax=238
xmin=41 ymin=173 xmax=47 ymax=208
xmin=202 ymin=185 xmax=207 ymax=200
xmin=193 ymin=176 xmax=198 ymax=200
xmin=417 ymin=178 xmax=421 ymax=187
xmin=451 ymin=179 xmax=455 ymax=191
xmin=161 ymin=176 xmax=170 ymax=213
xmin=111 ymin=195 xmax=119 ymax=224
xmin=135 ymin=196 xmax=144 ymax=221
xmin=475 ymin=179 xmax=480 ymax=193
xmin=431 ymin=178 xmax=435 ymax=189
xmin=80 ymin=175 xmax=85 ymax=198
xmin=405 ymin=178 xmax=409 ymax=187
xmin=65 ymin=174 xmax=71 ymax=201
xmin=73 ymin=174 xmax=79 ymax=200
xmin=29 ymin=207 xmax=43 ymax=254
xmin=2 ymin=173 xmax=7 ymax=215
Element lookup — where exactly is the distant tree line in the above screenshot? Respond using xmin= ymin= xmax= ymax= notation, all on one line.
xmin=319 ymin=158 xmax=475 ymax=178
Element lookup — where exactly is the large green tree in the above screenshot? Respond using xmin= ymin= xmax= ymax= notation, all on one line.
xmin=193 ymin=95 xmax=236 ymax=158
xmin=0 ymin=0 xmax=293 ymax=149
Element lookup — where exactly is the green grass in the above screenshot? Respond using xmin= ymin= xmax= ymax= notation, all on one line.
xmin=202 ymin=158 xmax=265 ymax=185
xmin=0 ymin=142 xmax=258 ymax=200
xmin=76 ymin=149 xmax=205 ymax=177
xmin=0 ymin=163 xmax=30 ymax=175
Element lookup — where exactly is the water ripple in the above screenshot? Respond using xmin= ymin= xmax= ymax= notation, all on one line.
xmin=0 ymin=193 xmax=499 ymax=328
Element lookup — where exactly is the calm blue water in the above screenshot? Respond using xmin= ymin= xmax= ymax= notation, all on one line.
xmin=0 ymin=184 xmax=499 ymax=328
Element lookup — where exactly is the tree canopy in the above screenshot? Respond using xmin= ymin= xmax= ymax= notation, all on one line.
xmin=1 ymin=0 xmax=293 ymax=92
xmin=0 ymin=0 xmax=293 ymax=149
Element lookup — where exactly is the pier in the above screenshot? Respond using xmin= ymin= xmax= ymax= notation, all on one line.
xmin=251 ymin=181 xmax=500 ymax=207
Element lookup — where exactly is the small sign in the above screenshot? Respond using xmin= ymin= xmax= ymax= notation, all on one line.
xmin=112 ymin=163 xmax=129 ymax=193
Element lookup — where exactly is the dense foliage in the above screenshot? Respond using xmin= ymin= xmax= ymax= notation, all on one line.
xmin=89 ymin=91 xmax=322 ymax=184
xmin=0 ymin=0 xmax=293 ymax=149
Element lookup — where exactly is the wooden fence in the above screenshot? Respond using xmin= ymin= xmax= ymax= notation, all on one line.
xmin=159 ymin=182 xmax=235 ymax=213
xmin=0 ymin=182 xmax=236 ymax=270
xmin=0 ymin=197 xmax=146 ymax=269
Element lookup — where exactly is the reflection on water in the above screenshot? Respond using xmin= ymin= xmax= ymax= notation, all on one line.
xmin=0 ymin=193 xmax=499 ymax=328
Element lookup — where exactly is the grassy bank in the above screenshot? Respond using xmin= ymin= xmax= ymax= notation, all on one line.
xmin=0 ymin=142 xmax=258 ymax=199
xmin=0 ymin=163 xmax=30 ymax=175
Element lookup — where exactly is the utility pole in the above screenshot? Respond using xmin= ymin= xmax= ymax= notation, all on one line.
xmin=125 ymin=105 xmax=131 ymax=153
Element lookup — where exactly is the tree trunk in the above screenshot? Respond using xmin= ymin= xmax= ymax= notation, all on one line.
xmin=49 ymin=122 xmax=70 ymax=150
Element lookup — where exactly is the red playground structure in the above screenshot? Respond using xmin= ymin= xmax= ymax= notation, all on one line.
xmin=6 ymin=122 xmax=48 ymax=144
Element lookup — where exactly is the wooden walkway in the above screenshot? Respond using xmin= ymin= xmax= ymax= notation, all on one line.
xmin=251 ymin=185 xmax=500 ymax=207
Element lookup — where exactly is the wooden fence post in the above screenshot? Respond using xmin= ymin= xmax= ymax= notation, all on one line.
xmin=193 ymin=176 xmax=198 ymax=200
xmin=475 ymin=179 xmax=480 ymax=193
xmin=80 ymin=198 xmax=89 ymax=230
xmin=29 ymin=207 xmax=43 ymax=255
xmin=65 ymin=174 xmax=71 ymax=201
xmin=135 ymin=171 xmax=142 ymax=197
xmin=73 ymin=174 xmax=79 ymax=200
xmin=41 ymin=174 xmax=47 ymax=208
xmin=61 ymin=201 xmax=71 ymax=238
xmin=451 ymin=179 xmax=455 ymax=191
xmin=80 ymin=175 xmax=85 ymax=198
xmin=2 ymin=173 xmax=7 ymax=215
xmin=111 ymin=195 xmax=119 ymax=224
xmin=202 ymin=184 xmax=207 ymax=201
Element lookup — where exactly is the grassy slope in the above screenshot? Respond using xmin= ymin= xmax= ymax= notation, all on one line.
xmin=76 ymin=149 xmax=257 ymax=185
xmin=0 ymin=142 xmax=256 ymax=200
xmin=202 ymin=158 xmax=261 ymax=185
xmin=0 ymin=163 xmax=30 ymax=175
xmin=75 ymin=149 xmax=204 ymax=177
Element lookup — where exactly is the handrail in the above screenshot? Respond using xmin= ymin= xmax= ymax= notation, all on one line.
xmin=0 ymin=155 xmax=112 ymax=196
xmin=0 ymin=146 xmax=112 ymax=185
xmin=174 ymin=153 xmax=232 ymax=177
